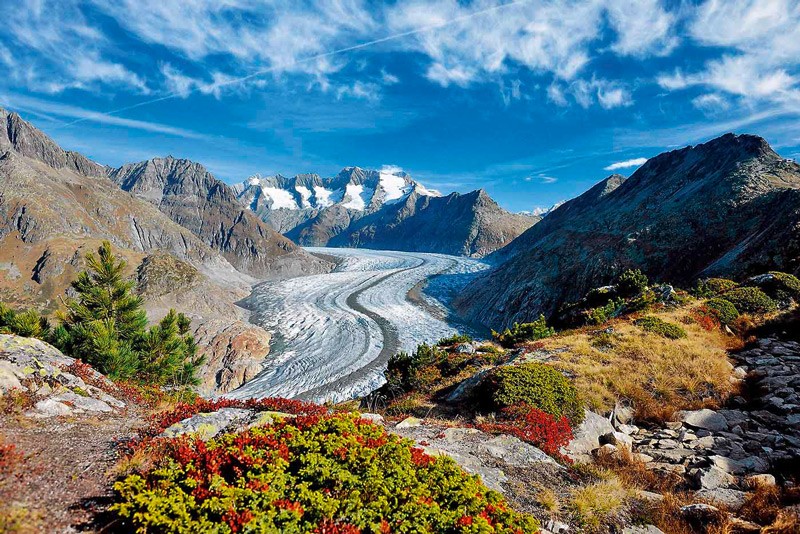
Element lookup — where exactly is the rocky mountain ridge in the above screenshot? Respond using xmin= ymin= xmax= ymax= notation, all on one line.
xmin=235 ymin=167 xmax=535 ymax=257
xmin=456 ymin=133 xmax=800 ymax=328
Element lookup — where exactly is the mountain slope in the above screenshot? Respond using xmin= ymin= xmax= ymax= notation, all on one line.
xmin=109 ymin=157 xmax=331 ymax=279
xmin=455 ymin=133 xmax=800 ymax=328
xmin=235 ymin=168 xmax=534 ymax=257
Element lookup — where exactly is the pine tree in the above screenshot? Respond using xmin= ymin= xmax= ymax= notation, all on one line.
xmin=61 ymin=241 xmax=147 ymax=378
xmin=137 ymin=310 xmax=204 ymax=386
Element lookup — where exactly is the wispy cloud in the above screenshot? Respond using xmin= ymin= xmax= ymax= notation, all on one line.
xmin=2 ymin=94 xmax=208 ymax=139
xmin=604 ymin=157 xmax=648 ymax=170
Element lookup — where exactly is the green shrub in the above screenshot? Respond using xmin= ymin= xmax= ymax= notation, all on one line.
xmin=385 ymin=343 xmax=446 ymax=392
xmin=492 ymin=315 xmax=555 ymax=348
xmin=487 ymin=363 xmax=583 ymax=424
xmin=694 ymin=278 xmax=739 ymax=297
xmin=723 ymin=287 xmax=778 ymax=314
xmin=750 ymin=271 xmax=800 ymax=306
xmin=633 ymin=316 xmax=687 ymax=339
xmin=616 ymin=269 xmax=648 ymax=298
xmin=437 ymin=333 xmax=473 ymax=346
xmin=705 ymin=298 xmax=739 ymax=325
xmin=113 ymin=413 xmax=538 ymax=533
xmin=585 ymin=298 xmax=624 ymax=325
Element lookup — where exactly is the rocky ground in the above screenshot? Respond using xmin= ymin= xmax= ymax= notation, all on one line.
xmin=0 ymin=335 xmax=142 ymax=532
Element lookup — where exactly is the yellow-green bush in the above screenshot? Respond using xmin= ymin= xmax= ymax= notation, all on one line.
xmin=112 ymin=413 xmax=538 ymax=533
xmin=486 ymin=363 xmax=583 ymax=424
xmin=723 ymin=287 xmax=778 ymax=314
xmin=633 ymin=316 xmax=687 ymax=339
xmin=694 ymin=277 xmax=738 ymax=297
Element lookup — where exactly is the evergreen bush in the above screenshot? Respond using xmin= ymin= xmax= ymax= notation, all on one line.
xmin=492 ymin=315 xmax=555 ymax=348
xmin=486 ymin=362 xmax=583 ymax=424
xmin=723 ymin=287 xmax=778 ymax=314
xmin=633 ymin=316 xmax=687 ymax=339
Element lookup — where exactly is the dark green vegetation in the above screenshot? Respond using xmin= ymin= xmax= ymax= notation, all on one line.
xmin=492 ymin=315 xmax=555 ymax=348
xmin=0 ymin=242 xmax=203 ymax=387
xmin=114 ymin=408 xmax=538 ymax=533
xmin=485 ymin=363 xmax=584 ymax=425
xmin=633 ymin=316 xmax=687 ymax=340
xmin=723 ymin=287 xmax=778 ymax=315
xmin=703 ymin=298 xmax=740 ymax=325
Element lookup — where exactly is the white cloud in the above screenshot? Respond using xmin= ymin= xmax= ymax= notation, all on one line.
xmin=692 ymin=93 xmax=731 ymax=112
xmin=0 ymin=1 xmax=148 ymax=94
xmin=604 ymin=157 xmax=648 ymax=170
xmin=658 ymin=1 xmax=800 ymax=108
xmin=605 ymin=0 xmax=678 ymax=57
xmin=563 ymin=77 xmax=633 ymax=109
xmin=2 ymin=93 xmax=208 ymax=139
xmin=336 ymin=81 xmax=381 ymax=102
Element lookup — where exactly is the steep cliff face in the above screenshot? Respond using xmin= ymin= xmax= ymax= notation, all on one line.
xmin=109 ymin=157 xmax=331 ymax=279
xmin=456 ymin=134 xmax=800 ymax=328
xmin=235 ymin=168 xmax=535 ymax=257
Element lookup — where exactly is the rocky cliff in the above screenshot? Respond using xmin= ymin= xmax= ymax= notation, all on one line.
xmin=109 ymin=157 xmax=331 ymax=279
xmin=456 ymin=133 xmax=800 ymax=328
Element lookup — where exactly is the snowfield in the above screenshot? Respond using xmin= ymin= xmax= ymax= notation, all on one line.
xmin=226 ymin=248 xmax=490 ymax=404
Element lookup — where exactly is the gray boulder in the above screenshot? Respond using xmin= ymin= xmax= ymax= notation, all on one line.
xmin=564 ymin=410 xmax=614 ymax=461
xmin=678 ymin=409 xmax=728 ymax=432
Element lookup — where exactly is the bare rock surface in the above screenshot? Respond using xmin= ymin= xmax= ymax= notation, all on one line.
xmin=193 ymin=319 xmax=272 ymax=396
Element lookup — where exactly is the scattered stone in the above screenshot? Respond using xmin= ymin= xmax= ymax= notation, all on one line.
xmin=678 ymin=409 xmax=728 ymax=432
xmin=161 ymin=408 xmax=254 ymax=440
xmin=481 ymin=434 xmax=559 ymax=467
xmin=600 ymin=431 xmax=634 ymax=450
xmin=745 ymin=474 xmax=776 ymax=488
xmin=622 ymin=526 xmax=664 ymax=534
xmin=695 ymin=488 xmax=748 ymax=510
xmin=359 ymin=412 xmax=384 ymax=423
xmin=709 ymin=455 xmax=746 ymax=475
xmin=692 ymin=466 xmax=736 ymax=490
xmin=564 ymin=410 xmax=614 ymax=461
xmin=29 ymin=398 xmax=73 ymax=418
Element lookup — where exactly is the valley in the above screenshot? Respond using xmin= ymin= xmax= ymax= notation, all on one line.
xmin=227 ymin=248 xmax=490 ymax=403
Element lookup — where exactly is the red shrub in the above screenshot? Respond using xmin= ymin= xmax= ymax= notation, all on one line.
xmin=476 ymin=403 xmax=574 ymax=463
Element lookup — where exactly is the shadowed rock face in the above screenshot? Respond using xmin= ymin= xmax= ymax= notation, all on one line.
xmin=109 ymin=157 xmax=332 ymax=279
xmin=456 ymin=133 xmax=800 ymax=329
xmin=328 ymin=189 xmax=538 ymax=257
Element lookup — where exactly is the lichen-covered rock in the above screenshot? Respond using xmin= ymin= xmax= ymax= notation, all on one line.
xmin=161 ymin=408 xmax=255 ymax=441
xmin=0 ymin=334 xmax=123 ymax=417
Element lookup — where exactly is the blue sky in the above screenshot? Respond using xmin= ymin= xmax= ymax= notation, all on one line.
xmin=2 ymin=0 xmax=799 ymax=212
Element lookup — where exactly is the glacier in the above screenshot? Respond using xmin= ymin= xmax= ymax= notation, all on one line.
xmin=226 ymin=248 xmax=490 ymax=404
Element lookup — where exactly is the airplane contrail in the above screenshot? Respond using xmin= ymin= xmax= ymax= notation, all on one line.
xmin=60 ymin=0 xmax=530 ymax=128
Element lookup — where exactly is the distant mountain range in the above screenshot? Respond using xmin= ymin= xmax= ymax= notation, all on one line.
xmin=455 ymin=133 xmax=800 ymax=329
xmin=233 ymin=168 xmax=536 ymax=257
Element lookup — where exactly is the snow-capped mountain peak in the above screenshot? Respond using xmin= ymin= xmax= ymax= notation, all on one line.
xmin=234 ymin=166 xmax=439 ymax=214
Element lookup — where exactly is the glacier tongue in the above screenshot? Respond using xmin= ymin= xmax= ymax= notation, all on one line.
xmin=225 ymin=248 xmax=490 ymax=404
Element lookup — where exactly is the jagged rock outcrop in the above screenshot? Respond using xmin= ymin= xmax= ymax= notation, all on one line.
xmin=457 ymin=134 xmax=800 ymax=328
xmin=235 ymin=168 xmax=535 ymax=257
xmin=109 ymin=157 xmax=331 ymax=278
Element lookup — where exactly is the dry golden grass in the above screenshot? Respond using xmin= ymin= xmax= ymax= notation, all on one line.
xmin=535 ymin=486 xmax=561 ymax=515
xmin=568 ymin=474 xmax=631 ymax=530
xmin=534 ymin=307 xmax=736 ymax=422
